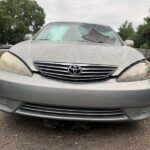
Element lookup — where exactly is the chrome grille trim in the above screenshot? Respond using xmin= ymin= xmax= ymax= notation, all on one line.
xmin=43 ymin=71 xmax=107 ymax=78
xmin=34 ymin=61 xmax=118 ymax=82
xmin=140 ymin=107 xmax=150 ymax=114
xmin=19 ymin=103 xmax=124 ymax=118
xmin=0 ymin=99 xmax=7 ymax=106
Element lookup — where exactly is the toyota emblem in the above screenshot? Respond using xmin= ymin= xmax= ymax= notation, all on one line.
xmin=68 ymin=65 xmax=82 ymax=75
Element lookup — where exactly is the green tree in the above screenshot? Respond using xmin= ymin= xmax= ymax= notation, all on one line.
xmin=118 ymin=21 xmax=136 ymax=41
xmin=135 ymin=16 xmax=150 ymax=48
xmin=0 ymin=0 xmax=45 ymax=44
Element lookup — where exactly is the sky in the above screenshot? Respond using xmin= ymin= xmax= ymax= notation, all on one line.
xmin=36 ymin=0 xmax=150 ymax=30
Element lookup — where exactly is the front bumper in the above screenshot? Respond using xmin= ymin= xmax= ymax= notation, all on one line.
xmin=0 ymin=70 xmax=150 ymax=122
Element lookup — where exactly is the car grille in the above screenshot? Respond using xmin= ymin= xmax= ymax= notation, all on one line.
xmin=0 ymin=98 xmax=7 ymax=106
xmin=34 ymin=61 xmax=118 ymax=82
xmin=18 ymin=103 xmax=125 ymax=120
xmin=140 ymin=107 xmax=150 ymax=114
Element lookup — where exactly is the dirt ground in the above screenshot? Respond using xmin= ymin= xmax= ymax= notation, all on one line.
xmin=0 ymin=112 xmax=150 ymax=150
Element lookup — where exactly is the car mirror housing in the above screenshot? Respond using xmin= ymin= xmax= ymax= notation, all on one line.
xmin=125 ymin=40 xmax=134 ymax=47
xmin=24 ymin=34 xmax=33 ymax=41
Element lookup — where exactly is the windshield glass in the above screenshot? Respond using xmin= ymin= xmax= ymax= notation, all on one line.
xmin=34 ymin=22 xmax=123 ymax=46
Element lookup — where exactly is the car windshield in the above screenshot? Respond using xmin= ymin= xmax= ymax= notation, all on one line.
xmin=34 ymin=22 xmax=123 ymax=46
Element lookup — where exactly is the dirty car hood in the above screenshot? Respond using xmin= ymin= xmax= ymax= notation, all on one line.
xmin=10 ymin=41 xmax=144 ymax=75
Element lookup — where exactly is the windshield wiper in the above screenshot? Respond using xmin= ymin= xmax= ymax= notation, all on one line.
xmin=36 ymin=39 xmax=49 ymax=40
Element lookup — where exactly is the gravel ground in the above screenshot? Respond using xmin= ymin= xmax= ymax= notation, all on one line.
xmin=0 ymin=112 xmax=150 ymax=150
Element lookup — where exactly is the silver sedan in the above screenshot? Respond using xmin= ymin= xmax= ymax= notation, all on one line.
xmin=0 ymin=22 xmax=150 ymax=122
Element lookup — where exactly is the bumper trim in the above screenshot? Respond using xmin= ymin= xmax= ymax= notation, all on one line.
xmin=16 ymin=109 xmax=128 ymax=122
xmin=15 ymin=102 xmax=128 ymax=122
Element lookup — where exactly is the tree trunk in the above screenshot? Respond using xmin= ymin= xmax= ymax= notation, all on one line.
xmin=1 ymin=31 xmax=5 ymax=44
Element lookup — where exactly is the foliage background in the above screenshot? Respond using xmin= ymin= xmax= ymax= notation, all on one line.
xmin=118 ymin=16 xmax=150 ymax=49
xmin=0 ymin=0 xmax=45 ymax=44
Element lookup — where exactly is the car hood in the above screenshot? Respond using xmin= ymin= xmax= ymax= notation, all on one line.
xmin=10 ymin=40 xmax=144 ymax=75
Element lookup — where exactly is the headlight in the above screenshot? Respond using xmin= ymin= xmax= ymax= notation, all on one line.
xmin=0 ymin=52 xmax=32 ymax=76
xmin=117 ymin=61 xmax=150 ymax=82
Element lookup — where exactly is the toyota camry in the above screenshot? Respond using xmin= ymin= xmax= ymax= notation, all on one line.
xmin=0 ymin=22 xmax=150 ymax=122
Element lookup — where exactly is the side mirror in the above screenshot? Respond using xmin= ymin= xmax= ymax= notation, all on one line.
xmin=24 ymin=34 xmax=33 ymax=41
xmin=125 ymin=40 xmax=134 ymax=47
